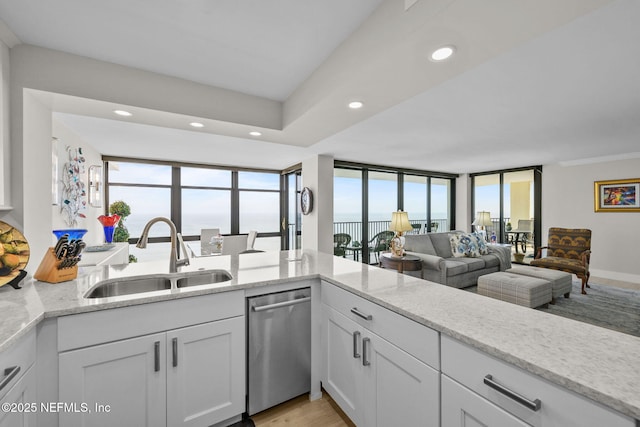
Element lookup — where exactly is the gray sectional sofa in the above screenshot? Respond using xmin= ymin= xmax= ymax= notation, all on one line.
xmin=404 ymin=232 xmax=511 ymax=288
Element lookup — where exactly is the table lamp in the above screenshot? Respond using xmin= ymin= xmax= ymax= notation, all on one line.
xmin=390 ymin=210 xmax=413 ymax=258
xmin=472 ymin=211 xmax=492 ymax=240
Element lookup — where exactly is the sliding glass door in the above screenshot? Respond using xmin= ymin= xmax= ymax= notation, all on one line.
xmin=334 ymin=163 xmax=457 ymax=264
xmin=472 ymin=167 xmax=541 ymax=263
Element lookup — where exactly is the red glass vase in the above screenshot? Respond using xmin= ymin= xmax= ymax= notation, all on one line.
xmin=97 ymin=215 xmax=121 ymax=243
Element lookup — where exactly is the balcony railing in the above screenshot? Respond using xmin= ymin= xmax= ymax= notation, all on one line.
xmin=333 ymin=218 xmax=449 ymax=247
xmin=289 ymin=217 xmax=525 ymax=263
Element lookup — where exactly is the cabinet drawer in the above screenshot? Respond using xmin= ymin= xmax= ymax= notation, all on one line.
xmin=321 ymin=282 xmax=439 ymax=369
xmin=441 ymin=335 xmax=634 ymax=427
xmin=59 ymin=290 xmax=244 ymax=351
xmin=0 ymin=329 xmax=35 ymax=401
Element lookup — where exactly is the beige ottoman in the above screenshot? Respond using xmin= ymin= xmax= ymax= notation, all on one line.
xmin=477 ymin=272 xmax=552 ymax=308
xmin=506 ymin=265 xmax=572 ymax=304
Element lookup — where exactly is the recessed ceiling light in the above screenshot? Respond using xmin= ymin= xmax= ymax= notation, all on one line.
xmin=189 ymin=122 xmax=204 ymax=128
xmin=249 ymin=131 xmax=262 ymax=137
xmin=430 ymin=45 xmax=455 ymax=61
xmin=348 ymin=101 xmax=364 ymax=109
xmin=113 ymin=110 xmax=132 ymax=117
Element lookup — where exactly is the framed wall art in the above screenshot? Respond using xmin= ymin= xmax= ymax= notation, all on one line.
xmin=594 ymin=178 xmax=640 ymax=212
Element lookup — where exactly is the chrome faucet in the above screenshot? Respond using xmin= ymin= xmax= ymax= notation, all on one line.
xmin=136 ymin=217 xmax=190 ymax=273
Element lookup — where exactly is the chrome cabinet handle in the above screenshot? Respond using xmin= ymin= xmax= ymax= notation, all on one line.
xmin=172 ymin=338 xmax=178 ymax=367
xmin=350 ymin=307 xmax=372 ymax=321
xmin=362 ymin=337 xmax=371 ymax=366
xmin=154 ymin=342 xmax=160 ymax=372
xmin=352 ymin=331 xmax=361 ymax=359
xmin=252 ymin=297 xmax=311 ymax=312
xmin=484 ymin=374 xmax=541 ymax=411
xmin=0 ymin=366 xmax=20 ymax=392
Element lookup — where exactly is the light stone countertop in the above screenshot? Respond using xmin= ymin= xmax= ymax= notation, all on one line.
xmin=0 ymin=249 xmax=638 ymax=420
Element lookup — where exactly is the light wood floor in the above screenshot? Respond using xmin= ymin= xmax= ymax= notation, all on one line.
xmin=252 ymin=392 xmax=355 ymax=427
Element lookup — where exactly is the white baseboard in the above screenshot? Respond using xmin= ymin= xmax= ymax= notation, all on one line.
xmin=590 ymin=268 xmax=640 ymax=284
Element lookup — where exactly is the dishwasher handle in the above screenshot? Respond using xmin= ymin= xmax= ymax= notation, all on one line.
xmin=252 ymin=296 xmax=311 ymax=312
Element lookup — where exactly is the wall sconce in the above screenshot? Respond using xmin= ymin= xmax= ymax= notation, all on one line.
xmin=88 ymin=165 xmax=103 ymax=208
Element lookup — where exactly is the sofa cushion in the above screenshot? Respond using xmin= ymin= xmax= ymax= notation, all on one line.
xmin=430 ymin=232 xmax=455 ymax=258
xmin=481 ymin=254 xmax=501 ymax=269
xmin=451 ymin=256 xmax=486 ymax=272
xmin=404 ymin=235 xmax=437 ymax=256
xmin=443 ymin=259 xmax=468 ymax=276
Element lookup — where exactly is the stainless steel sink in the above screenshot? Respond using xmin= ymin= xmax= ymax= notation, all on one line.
xmin=85 ymin=276 xmax=172 ymax=298
xmin=176 ymin=270 xmax=232 ymax=287
xmin=84 ymin=270 xmax=233 ymax=298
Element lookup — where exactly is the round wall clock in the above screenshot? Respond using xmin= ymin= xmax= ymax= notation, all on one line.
xmin=301 ymin=187 xmax=313 ymax=215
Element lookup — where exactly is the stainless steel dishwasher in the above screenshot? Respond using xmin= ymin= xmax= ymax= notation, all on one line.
xmin=247 ymin=287 xmax=311 ymax=415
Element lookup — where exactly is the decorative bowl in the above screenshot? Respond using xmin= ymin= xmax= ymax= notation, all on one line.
xmin=52 ymin=229 xmax=88 ymax=241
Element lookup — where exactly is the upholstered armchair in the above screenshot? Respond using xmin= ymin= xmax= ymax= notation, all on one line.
xmin=530 ymin=228 xmax=591 ymax=294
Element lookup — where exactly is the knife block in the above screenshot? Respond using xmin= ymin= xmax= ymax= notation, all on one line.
xmin=34 ymin=248 xmax=78 ymax=283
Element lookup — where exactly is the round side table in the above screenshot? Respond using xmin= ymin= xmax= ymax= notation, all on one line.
xmin=379 ymin=253 xmax=423 ymax=278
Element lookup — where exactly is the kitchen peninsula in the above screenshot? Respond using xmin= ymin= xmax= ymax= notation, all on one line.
xmin=0 ymin=250 xmax=638 ymax=426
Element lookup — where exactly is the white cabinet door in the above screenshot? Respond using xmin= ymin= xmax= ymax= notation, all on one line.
xmin=362 ymin=331 xmax=440 ymax=427
xmin=59 ymin=333 xmax=166 ymax=427
xmin=166 ymin=317 xmax=245 ymax=427
xmin=442 ymin=375 xmax=530 ymax=427
xmin=323 ymin=304 xmax=440 ymax=427
xmin=322 ymin=305 xmax=365 ymax=426
xmin=0 ymin=365 xmax=37 ymax=427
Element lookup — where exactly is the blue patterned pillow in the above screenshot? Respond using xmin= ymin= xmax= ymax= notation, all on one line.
xmin=471 ymin=232 xmax=490 ymax=255
xmin=449 ymin=233 xmax=467 ymax=257
xmin=450 ymin=232 xmax=488 ymax=258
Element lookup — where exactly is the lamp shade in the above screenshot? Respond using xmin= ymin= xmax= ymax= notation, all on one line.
xmin=472 ymin=211 xmax=492 ymax=227
xmin=390 ymin=211 xmax=413 ymax=233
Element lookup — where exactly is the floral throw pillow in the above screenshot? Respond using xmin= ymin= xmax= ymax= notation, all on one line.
xmin=471 ymin=232 xmax=490 ymax=255
xmin=450 ymin=232 xmax=486 ymax=258
xmin=449 ymin=233 xmax=467 ymax=257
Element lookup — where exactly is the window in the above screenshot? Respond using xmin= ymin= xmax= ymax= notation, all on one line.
xmin=334 ymin=162 xmax=456 ymax=264
xmin=105 ymin=159 xmax=283 ymax=259
xmin=471 ymin=167 xmax=541 ymax=258
xmin=238 ymin=171 xmax=280 ymax=233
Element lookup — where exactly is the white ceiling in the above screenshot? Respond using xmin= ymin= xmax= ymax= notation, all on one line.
xmin=2 ymin=0 xmax=640 ymax=173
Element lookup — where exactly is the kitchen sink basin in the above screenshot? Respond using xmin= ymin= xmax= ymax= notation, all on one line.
xmin=84 ymin=270 xmax=233 ymax=298
xmin=176 ymin=270 xmax=233 ymax=287
xmin=85 ymin=276 xmax=172 ymax=298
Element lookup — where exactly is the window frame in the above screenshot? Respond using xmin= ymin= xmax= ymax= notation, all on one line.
xmin=104 ymin=156 xmax=283 ymax=245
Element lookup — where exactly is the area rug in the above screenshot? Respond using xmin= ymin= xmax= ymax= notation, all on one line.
xmin=538 ymin=280 xmax=640 ymax=337
xmin=467 ymin=280 xmax=640 ymax=337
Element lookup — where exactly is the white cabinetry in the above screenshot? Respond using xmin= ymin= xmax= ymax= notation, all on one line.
xmin=441 ymin=335 xmax=635 ymax=427
xmin=58 ymin=291 xmax=245 ymax=427
xmin=321 ymin=283 xmax=440 ymax=426
xmin=59 ymin=333 xmax=165 ymax=427
xmin=0 ymin=329 xmax=37 ymax=427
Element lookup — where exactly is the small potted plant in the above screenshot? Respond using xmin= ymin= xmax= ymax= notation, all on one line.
xmin=109 ymin=201 xmax=131 ymax=243
xmin=506 ymin=222 xmax=512 ymax=231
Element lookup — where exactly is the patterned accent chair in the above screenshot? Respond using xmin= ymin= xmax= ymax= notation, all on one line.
xmin=530 ymin=228 xmax=591 ymax=294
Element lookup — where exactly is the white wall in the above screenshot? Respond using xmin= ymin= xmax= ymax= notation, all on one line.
xmin=301 ymin=155 xmax=334 ymax=254
xmin=542 ymin=158 xmax=640 ymax=283
xmin=52 ymin=118 xmax=104 ymax=246
xmin=0 ymin=38 xmax=9 ymax=207
xmin=22 ymin=91 xmax=53 ymax=262
xmin=455 ymin=173 xmax=472 ymax=232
